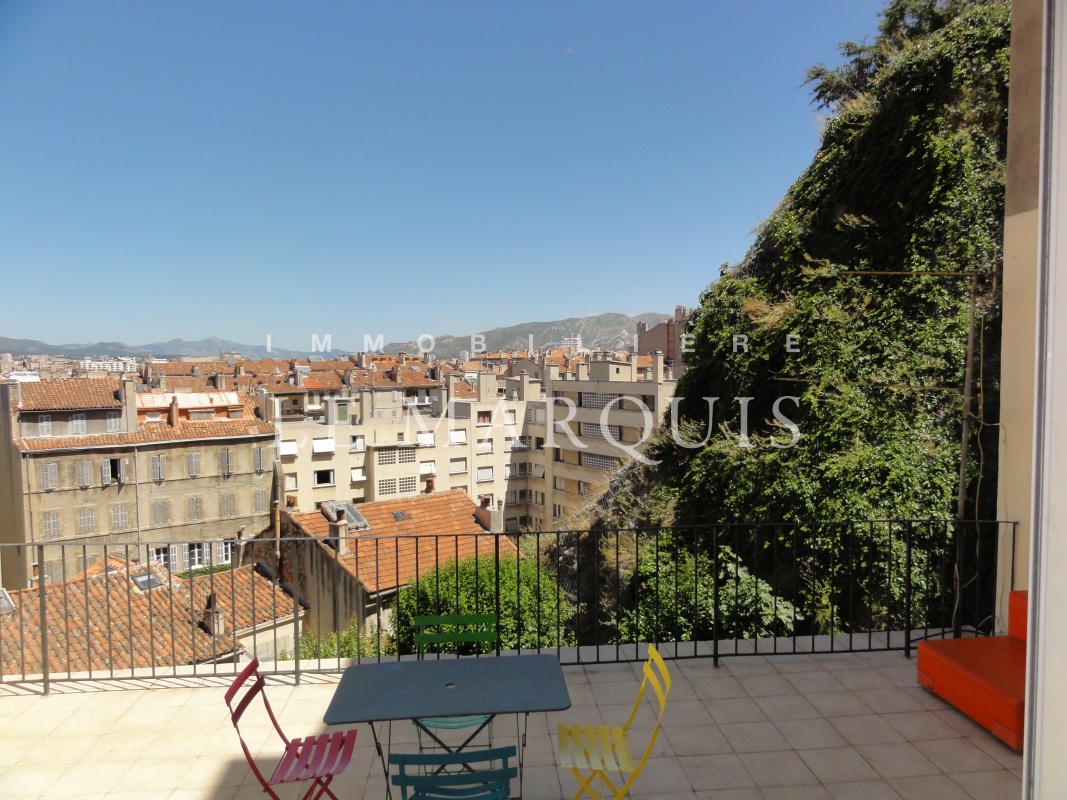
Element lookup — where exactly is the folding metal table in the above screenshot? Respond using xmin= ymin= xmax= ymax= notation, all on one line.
xmin=323 ymin=654 xmax=571 ymax=799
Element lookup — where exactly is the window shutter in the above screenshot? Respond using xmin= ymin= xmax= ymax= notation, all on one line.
xmin=100 ymin=460 xmax=111 ymax=485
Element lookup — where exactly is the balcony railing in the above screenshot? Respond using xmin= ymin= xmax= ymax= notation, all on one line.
xmin=0 ymin=520 xmax=1013 ymax=690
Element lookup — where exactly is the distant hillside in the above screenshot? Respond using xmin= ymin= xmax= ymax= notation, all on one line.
xmin=0 ymin=311 xmax=670 ymax=361
xmin=384 ymin=312 xmax=670 ymax=359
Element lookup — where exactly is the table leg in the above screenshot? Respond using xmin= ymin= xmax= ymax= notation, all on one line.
xmin=370 ymin=721 xmax=392 ymax=800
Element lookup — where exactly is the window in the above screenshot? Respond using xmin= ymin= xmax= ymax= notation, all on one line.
xmin=419 ymin=460 xmax=436 ymax=475
xmin=416 ymin=431 xmax=434 ymax=447
xmin=151 ymin=499 xmax=170 ymax=526
xmin=145 ymin=412 xmax=163 ymax=423
xmin=184 ymin=542 xmax=208 ymax=569
xmin=399 ymin=475 xmax=417 ymax=493
xmin=77 ymin=507 xmax=95 ymax=535
xmin=476 ymin=466 xmax=494 ymax=483
xmin=378 ymin=448 xmax=397 ymax=465
xmin=132 ymin=572 xmax=165 ymax=591
xmin=350 ymin=434 xmax=366 ymax=452
xmin=504 ymin=464 xmax=513 ymax=479
xmin=253 ymin=447 xmax=266 ymax=473
xmin=553 ymin=504 xmax=564 ymax=518
xmin=39 ymin=462 xmax=58 ymax=491
xmin=313 ymin=469 xmax=335 ymax=487
xmin=533 ymin=464 xmax=546 ymax=478
xmin=351 ymin=467 xmax=367 ymax=482
xmin=279 ymin=440 xmax=299 ymax=457
xmin=579 ymin=422 xmax=622 ymax=440
xmin=579 ymin=481 xmax=592 ymax=496
xmin=284 ymin=473 xmax=298 ymax=491
xmin=312 ymin=437 xmax=335 ymax=454
xmin=478 ymin=493 xmax=494 ymax=507
xmin=554 ymin=448 xmax=564 ymax=463
xmin=514 ymin=462 xmax=530 ymax=477
xmin=505 ymin=518 xmax=519 ymax=532
xmin=110 ymin=504 xmax=129 ymax=531
xmin=253 ymin=488 xmax=268 ymax=513
xmin=106 ymin=412 xmax=120 ymax=433
xmin=150 ymin=546 xmax=177 ymax=572
xmin=187 ymin=452 xmax=201 ymax=476
xmin=75 ymin=460 xmax=93 ymax=488
xmin=220 ymin=493 xmax=237 ymax=517
xmin=504 ymin=410 xmax=517 ymax=425
xmin=187 ymin=495 xmax=203 ymax=521
xmin=476 ymin=437 xmax=493 ymax=454
xmin=449 ymin=457 xmax=467 ymax=474
xmin=449 ymin=429 xmax=467 ymax=445
xmin=72 ymin=413 xmax=86 ymax=435
xmin=336 ymin=402 xmax=349 ymax=422
xmin=378 ymin=477 xmax=398 ymax=495
xmin=554 ymin=476 xmax=566 ymax=490
xmin=397 ymin=432 xmax=405 ymax=442
xmin=579 ymin=392 xmax=620 ymax=409
xmin=398 ymin=448 xmax=416 ymax=463
xmin=42 ymin=560 xmax=63 ymax=585
xmin=477 ymin=410 xmax=492 ymax=425
xmin=42 ymin=511 xmax=60 ymax=539
xmin=101 ymin=458 xmax=120 ymax=485
xmin=150 ymin=454 xmax=166 ymax=481
xmin=217 ymin=539 xmax=236 ymax=565
xmin=580 ymin=452 xmax=617 ymax=471
xmin=38 ymin=415 xmax=52 ymax=436
xmin=218 ymin=449 xmax=235 ymax=476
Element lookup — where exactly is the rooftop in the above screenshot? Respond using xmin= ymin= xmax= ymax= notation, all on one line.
xmin=0 ymin=650 xmax=1021 ymax=799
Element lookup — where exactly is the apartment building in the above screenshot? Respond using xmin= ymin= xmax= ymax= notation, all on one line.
xmin=503 ymin=351 xmax=675 ymax=531
xmin=259 ymin=356 xmax=523 ymax=514
xmin=0 ymin=378 xmax=276 ymax=589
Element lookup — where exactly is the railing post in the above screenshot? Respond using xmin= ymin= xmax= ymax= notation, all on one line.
xmin=38 ymin=544 xmax=49 ymax=695
xmin=952 ymin=519 xmax=964 ymax=639
xmin=712 ymin=528 xmax=720 ymax=668
xmin=494 ymin=534 xmax=501 ymax=656
xmin=904 ymin=522 xmax=914 ymax=658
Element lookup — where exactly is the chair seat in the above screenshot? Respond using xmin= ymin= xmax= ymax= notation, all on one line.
xmin=270 ymin=730 xmax=358 ymax=786
xmin=557 ymin=724 xmax=635 ymax=773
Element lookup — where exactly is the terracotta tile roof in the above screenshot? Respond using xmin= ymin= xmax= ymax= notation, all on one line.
xmin=451 ymin=381 xmax=477 ymax=399
xmin=150 ymin=360 xmax=233 ymax=376
xmin=16 ymin=396 xmax=273 ymax=451
xmin=162 ymin=376 xmax=213 ymax=391
xmin=14 ymin=378 xmax=122 ymax=411
xmin=189 ymin=565 xmax=297 ymax=633
xmin=306 ymin=370 xmax=345 ymax=388
xmin=290 ymin=492 xmax=515 ymax=595
xmin=0 ymin=557 xmax=287 ymax=676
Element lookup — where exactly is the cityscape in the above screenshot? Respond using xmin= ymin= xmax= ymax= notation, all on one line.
xmin=2 ymin=1 xmax=1066 ymax=799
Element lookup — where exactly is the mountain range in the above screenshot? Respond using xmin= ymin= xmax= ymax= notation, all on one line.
xmin=0 ymin=312 xmax=670 ymax=361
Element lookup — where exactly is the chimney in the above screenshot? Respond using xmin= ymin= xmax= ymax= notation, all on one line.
xmin=477 ymin=374 xmax=494 ymax=402
xmin=358 ymin=352 xmax=369 ymax=368
xmin=325 ymin=506 xmax=350 ymax=556
xmin=473 ymin=497 xmax=503 ymax=533
xmin=214 ymin=373 xmax=229 ymax=391
xmin=576 ymin=361 xmax=589 ymax=381
xmin=168 ymin=396 xmax=180 ymax=427
xmin=121 ymin=379 xmax=139 ymax=433
xmin=652 ymin=351 xmax=665 ymax=383
xmin=445 ymin=373 xmax=459 ymax=400
xmin=343 ymin=368 xmax=354 ymax=387
xmin=203 ymin=593 xmax=226 ymax=636
xmin=398 ymin=352 xmax=407 ymax=366
xmin=295 ymin=370 xmax=304 ymax=388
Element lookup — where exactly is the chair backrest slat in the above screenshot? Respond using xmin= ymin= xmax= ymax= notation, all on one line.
xmin=390 ymin=745 xmax=517 ymax=800
xmin=413 ymin=613 xmax=498 ymax=656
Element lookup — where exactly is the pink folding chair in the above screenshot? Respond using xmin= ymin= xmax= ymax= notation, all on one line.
xmin=225 ymin=658 xmax=358 ymax=800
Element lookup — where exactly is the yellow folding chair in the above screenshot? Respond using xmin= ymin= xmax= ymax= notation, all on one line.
xmin=557 ymin=645 xmax=672 ymax=800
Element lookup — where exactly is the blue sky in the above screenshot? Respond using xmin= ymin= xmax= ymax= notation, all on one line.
xmin=0 ymin=1 xmax=884 ymax=351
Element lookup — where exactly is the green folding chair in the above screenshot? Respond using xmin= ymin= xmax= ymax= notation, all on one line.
xmin=390 ymin=746 xmax=517 ymax=800
xmin=413 ymin=613 xmax=499 ymax=763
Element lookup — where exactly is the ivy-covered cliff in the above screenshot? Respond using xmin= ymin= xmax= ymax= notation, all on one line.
xmin=594 ymin=0 xmax=1010 ymax=528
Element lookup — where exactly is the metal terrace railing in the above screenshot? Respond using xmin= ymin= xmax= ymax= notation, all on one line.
xmin=0 ymin=520 xmax=1014 ymax=690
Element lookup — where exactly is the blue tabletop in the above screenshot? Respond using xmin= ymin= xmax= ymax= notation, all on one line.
xmin=323 ymin=654 xmax=571 ymax=725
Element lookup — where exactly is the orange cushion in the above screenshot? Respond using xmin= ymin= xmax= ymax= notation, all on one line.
xmin=1009 ymin=590 xmax=1028 ymax=642
xmin=917 ymin=636 xmax=1024 ymax=750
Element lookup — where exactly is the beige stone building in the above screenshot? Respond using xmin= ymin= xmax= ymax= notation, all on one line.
xmin=0 ymin=378 xmax=276 ymax=589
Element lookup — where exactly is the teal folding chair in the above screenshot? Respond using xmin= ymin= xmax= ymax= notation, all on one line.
xmin=413 ymin=613 xmax=499 ymax=762
xmin=390 ymin=746 xmax=517 ymax=800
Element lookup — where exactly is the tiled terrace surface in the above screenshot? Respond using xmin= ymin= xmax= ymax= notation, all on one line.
xmin=0 ymin=651 xmax=1021 ymax=800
